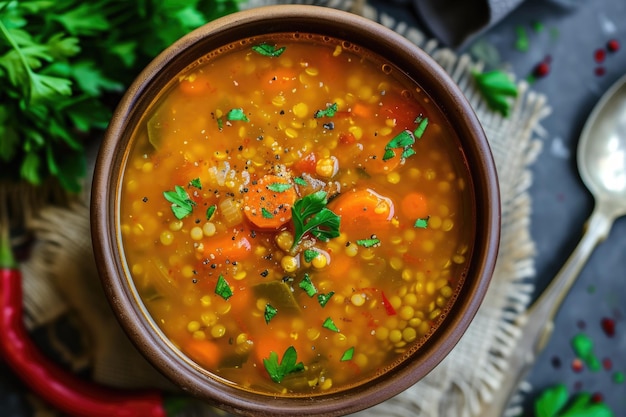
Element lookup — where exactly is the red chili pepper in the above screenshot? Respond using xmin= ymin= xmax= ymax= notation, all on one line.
xmin=380 ymin=291 xmax=397 ymax=316
xmin=0 ymin=230 xmax=178 ymax=417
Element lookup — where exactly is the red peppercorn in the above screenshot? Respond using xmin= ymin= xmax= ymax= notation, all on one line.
xmin=591 ymin=392 xmax=604 ymax=403
xmin=601 ymin=317 xmax=616 ymax=337
xmin=607 ymin=39 xmax=620 ymax=52
xmin=572 ymin=358 xmax=584 ymax=373
xmin=595 ymin=67 xmax=606 ymax=77
xmin=533 ymin=61 xmax=550 ymax=78
xmin=603 ymin=357 xmax=613 ymax=370
xmin=594 ymin=48 xmax=606 ymax=63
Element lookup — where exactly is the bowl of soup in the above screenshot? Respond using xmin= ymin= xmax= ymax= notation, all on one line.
xmin=91 ymin=5 xmax=500 ymax=416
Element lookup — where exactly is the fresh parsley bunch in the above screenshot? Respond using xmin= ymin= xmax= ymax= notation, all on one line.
xmin=0 ymin=0 xmax=241 ymax=192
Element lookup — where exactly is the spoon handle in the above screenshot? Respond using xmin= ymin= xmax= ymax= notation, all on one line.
xmin=479 ymin=204 xmax=614 ymax=417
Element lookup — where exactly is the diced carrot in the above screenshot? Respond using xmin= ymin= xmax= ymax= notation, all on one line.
xmin=243 ymin=175 xmax=297 ymax=230
xmin=179 ymin=73 xmax=214 ymax=96
xmin=338 ymin=132 xmax=356 ymax=145
xmin=380 ymin=92 xmax=426 ymax=130
xmin=184 ymin=339 xmax=221 ymax=370
xmin=351 ymin=102 xmax=373 ymax=119
xmin=329 ymin=188 xmax=395 ymax=236
xmin=400 ymin=192 xmax=429 ymax=219
xmin=292 ymin=152 xmax=317 ymax=175
xmin=202 ymin=226 xmax=253 ymax=265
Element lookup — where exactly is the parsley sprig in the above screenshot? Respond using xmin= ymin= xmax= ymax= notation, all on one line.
xmin=534 ymin=384 xmax=614 ymax=417
xmin=163 ymin=185 xmax=196 ymax=219
xmin=472 ymin=69 xmax=518 ymax=117
xmin=263 ymin=346 xmax=304 ymax=383
xmin=290 ymin=190 xmax=340 ymax=250
xmin=0 ymin=0 xmax=242 ymax=192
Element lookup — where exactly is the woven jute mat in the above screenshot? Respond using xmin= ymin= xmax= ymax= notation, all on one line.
xmin=15 ymin=1 xmax=551 ymax=416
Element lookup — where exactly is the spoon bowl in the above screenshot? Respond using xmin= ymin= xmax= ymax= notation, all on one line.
xmin=578 ymin=73 xmax=626 ymax=209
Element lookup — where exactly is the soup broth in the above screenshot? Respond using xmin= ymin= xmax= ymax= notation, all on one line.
xmin=119 ymin=33 xmax=474 ymax=396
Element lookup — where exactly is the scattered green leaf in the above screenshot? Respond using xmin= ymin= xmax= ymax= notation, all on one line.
xmin=322 ymin=316 xmax=339 ymax=332
xmin=299 ymin=273 xmax=317 ymax=297
xmin=264 ymin=304 xmax=278 ymax=324
xmin=340 ymin=347 xmax=355 ymax=361
xmin=252 ymin=43 xmax=286 ymax=57
xmin=356 ymin=238 xmax=380 ymax=248
xmin=189 ymin=177 xmax=202 ymax=189
xmin=163 ymin=185 xmax=196 ymax=219
xmin=267 ymin=182 xmax=293 ymax=192
xmin=261 ymin=207 xmax=274 ymax=219
xmin=472 ymin=69 xmax=518 ymax=117
xmin=303 ymin=249 xmax=318 ymax=263
xmin=206 ymin=204 xmax=217 ymax=221
xmin=534 ymin=384 xmax=615 ymax=417
xmin=294 ymin=177 xmax=308 ymax=186
xmin=226 ymin=108 xmax=249 ymax=122
xmin=314 ymin=102 xmax=338 ymax=118
xmin=317 ymin=292 xmax=334 ymax=308
xmin=414 ymin=216 xmax=430 ymax=229
xmin=215 ymin=275 xmax=233 ymax=300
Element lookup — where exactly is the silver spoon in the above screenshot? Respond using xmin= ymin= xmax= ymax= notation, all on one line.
xmin=480 ymin=72 xmax=626 ymax=417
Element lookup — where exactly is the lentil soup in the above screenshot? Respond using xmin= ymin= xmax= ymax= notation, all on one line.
xmin=119 ymin=33 xmax=475 ymax=396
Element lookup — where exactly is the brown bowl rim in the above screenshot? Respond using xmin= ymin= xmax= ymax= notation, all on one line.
xmin=91 ymin=5 xmax=501 ymax=416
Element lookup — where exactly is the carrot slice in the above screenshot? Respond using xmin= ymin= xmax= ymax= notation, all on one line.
xmin=243 ymin=175 xmax=297 ymax=230
xmin=400 ymin=192 xmax=429 ymax=219
xmin=184 ymin=339 xmax=221 ymax=370
xmin=202 ymin=226 xmax=253 ymax=266
xmin=329 ymin=188 xmax=395 ymax=236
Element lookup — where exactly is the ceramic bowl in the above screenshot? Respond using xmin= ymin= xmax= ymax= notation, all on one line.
xmin=91 ymin=5 xmax=500 ymax=416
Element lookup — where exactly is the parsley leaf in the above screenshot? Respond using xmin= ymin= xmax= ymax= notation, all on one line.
xmin=226 ymin=108 xmax=249 ymax=122
xmin=215 ymin=275 xmax=233 ymax=300
xmin=261 ymin=207 xmax=274 ymax=219
xmin=314 ymin=102 xmax=338 ymax=118
xmin=356 ymin=238 xmax=380 ymax=248
xmin=267 ymin=182 xmax=292 ymax=192
xmin=189 ymin=178 xmax=202 ymax=189
xmin=472 ymin=69 xmax=518 ymax=117
xmin=294 ymin=177 xmax=308 ymax=186
xmin=263 ymin=346 xmax=305 ymax=383
xmin=383 ymin=130 xmax=415 ymax=161
xmin=290 ymin=191 xmax=341 ymax=249
xmin=303 ymin=249 xmax=319 ymax=263
xmin=264 ymin=304 xmax=278 ymax=324
xmin=252 ymin=43 xmax=286 ymax=57
xmin=317 ymin=291 xmax=334 ymax=307
xmin=534 ymin=384 xmax=614 ymax=417
xmin=340 ymin=347 xmax=355 ymax=361
xmin=163 ymin=185 xmax=196 ymax=219
xmin=414 ymin=216 xmax=430 ymax=229
xmin=299 ymin=273 xmax=317 ymax=297
xmin=206 ymin=204 xmax=217 ymax=221
xmin=322 ymin=317 xmax=339 ymax=332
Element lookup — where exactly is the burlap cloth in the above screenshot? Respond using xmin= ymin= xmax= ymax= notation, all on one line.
xmin=16 ymin=1 xmax=551 ymax=416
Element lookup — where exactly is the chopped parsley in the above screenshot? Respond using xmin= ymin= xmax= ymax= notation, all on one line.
xmin=340 ymin=347 xmax=355 ymax=362
xmin=294 ymin=177 xmax=308 ymax=186
xmin=383 ymin=130 xmax=415 ymax=161
xmin=163 ymin=185 xmax=196 ymax=219
xmin=252 ymin=43 xmax=286 ymax=57
xmin=215 ymin=275 xmax=233 ymax=300
xmin=263 ymin=346 xmax=304 ymax=383
xmin=356 ymin=238 xmax=380 ymax=248
xmin=299 ymin=273 xmax=317 ymax=297
xmin=206 ymin=204 xmax=216 ymax=220
xmin=317 ymin=291 xmax=334 ymax=308
xmin=413 ymin=115 xmax=429 ymax=139
xmin=322 ymin=317 xmax=339 ymax=332
xmin=303 ymin=249 xmax=319 ymax=263
xmin=534 ymin=383 xmax=614 ymax=417
xmin=264 ymin=304 xmax=278 ymax=324
xmin=226 ymin=108 xmax=249 ymax=122
xmin=267 ymin=182 xmax=293 ymax=192
xmin=414 ymin=216 xmax=430 ymax=229
xmin=261 ymin=207 xmax=274 ymax=219
xmin=189 ymin=177 xmax=202 ymax=189
xmin=314 ymin=102 xmax=338 ymax=118
xmin=472 ymin=69 xmax=518 ymax=117
xmin=290 ymin=190 xmax=341 ymax=249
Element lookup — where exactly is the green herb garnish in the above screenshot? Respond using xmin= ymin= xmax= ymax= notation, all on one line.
xmin=317 ymin=291 xmax=334 ymax=308
xmin=0 ymin=0 xmax=241 ymax=192
xmin=534 ymin=384 xmax=614 ymax=417
xmin=290 ymin=190 xmax=341 ymax=249
xmin=261 ymin=207 xmax=274 ymax=219
xmin=414 ymin=216 xmax=430 ymax=229
xmin=252 ymin=43 xmax=286 ymax=57
xmin=264 ymin=304 xmax=278 ymax=324
xmin=215 ymin=275 xmax=233 ymax=300
xmin=189 ymin=177 xmax=202 ymax=189
xmin=472 ymin=69 xmax=518 ymax=117
xmin=314 ymin=102 xmax=338 ymax=118
xmin=299 ymin=273 xmax=317 ymax=297
xmin=303 ymin=249 xmax=319 ymax=263
xmin=294 ymin=177 xmax=308 ymax=186
xmin=340 ymin=347 xmax=355 ymax=361
xmin=163 ymin=185 xmax=196 ymax=219
xmin=267 ymin=182 xmax=293 ymax=192
xmin=413 ymin=115 xmax=429 ymax=139
xmin=263 ymin=346 xmax=305 ymax=383
xmin=356 ymin=238 xmax=380 ymax=248
xmin=206 ymin=204 xmax=217 ymax=220
xmin=383 ymin=130 xmax=415 ymax=161
xmin=322 ymin=317 xmax=339 ymax=332
xmin=226 ymin=108 xmax=249 ymax=122
xmin=571 ymin=333 xmax=602 ymax=372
